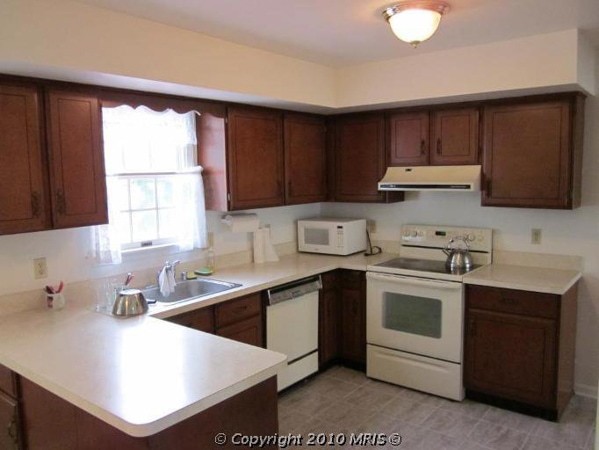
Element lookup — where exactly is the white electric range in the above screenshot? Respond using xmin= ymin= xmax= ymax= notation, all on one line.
xmin=366 ymin=224 xmax=493 ymax=401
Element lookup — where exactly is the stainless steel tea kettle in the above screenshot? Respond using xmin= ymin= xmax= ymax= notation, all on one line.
xmin=443 ymin=236 xmax=473 ymax=271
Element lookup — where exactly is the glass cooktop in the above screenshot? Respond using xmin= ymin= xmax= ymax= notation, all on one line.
xmin=373 ymin=257 xmax=482 ymax=276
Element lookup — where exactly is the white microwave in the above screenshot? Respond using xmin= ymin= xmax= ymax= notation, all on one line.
xmin=297 ymin=218 xmax=367 ymax=256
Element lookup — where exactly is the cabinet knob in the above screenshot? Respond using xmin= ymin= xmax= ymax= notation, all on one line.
xmin=436 ymin=138 xmax=442 ymax=155
xmin=7 ymin=414 xmax=18 ymax=446
xmin=420 ymin=140 xmax=426 ymax=155
xmin=500 ymin=297 xmax=519 ymax=305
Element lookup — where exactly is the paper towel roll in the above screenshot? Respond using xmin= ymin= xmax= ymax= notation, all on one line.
xmin=253 ymin=228 xmax=279 ymax=264
xmin=222 ymin=214 xmax=259 ymax=232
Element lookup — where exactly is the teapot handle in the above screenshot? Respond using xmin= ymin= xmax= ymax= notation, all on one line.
xmin=443 ymin=238 xmax=455 ymax=256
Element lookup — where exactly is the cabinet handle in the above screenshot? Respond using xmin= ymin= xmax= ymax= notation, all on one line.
xmin=56 ymin=189 xmax=66 ymax=215
xmin=234 ymin=305 xmax=248 ymax=314
xmin=420 ymin=140 xmax=426 ymax=155
xmin=287 ymin=181 xmax=292 ymax=196
xmin=469 ymin=320 xmax=477 ymax=337
xmin=500 ymin=297 xmax=519 ymax=305
xmin=31 ymin=192 xmax=41 ymax=218
xmin=7 ymin=413 xmax=18 ymax=447
xmin=436 ymin=138 xmax=442 ymax=155
xmin=486 ymin=179 xmax=491 ymax=196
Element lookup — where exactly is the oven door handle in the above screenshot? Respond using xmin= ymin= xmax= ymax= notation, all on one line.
xmin=366 ymin=272 xmax=463 ymax=289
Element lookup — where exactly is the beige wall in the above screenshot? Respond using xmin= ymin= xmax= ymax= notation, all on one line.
xmin=0 ymin=0 xmax=594 ymax=110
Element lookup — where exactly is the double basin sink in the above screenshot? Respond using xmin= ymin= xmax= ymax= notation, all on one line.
xmin=142 ymin=278 xmax=242 ymax=305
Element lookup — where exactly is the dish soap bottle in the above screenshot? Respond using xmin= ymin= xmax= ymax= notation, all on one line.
xmin=206 ymin=246 xmax=216 ymax=274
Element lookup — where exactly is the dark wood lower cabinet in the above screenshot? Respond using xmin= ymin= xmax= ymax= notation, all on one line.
xmin=464 ymin=283 xmax=578 ymax=420
xmin=165 ymin=293 xmax=264 ymax=348
xmin=317 ymin=270 xmax=367 ymax=370
xmin=20 ymin=376 xmax=278 ymax=450
xmin=0 ymin=392 xmax=20 ymax=450
xmin=319 ymin=271 xmax=341 ymax=368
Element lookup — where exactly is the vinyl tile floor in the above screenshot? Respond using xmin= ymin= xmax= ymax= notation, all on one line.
xmin=278 ymin=366 xmax=597 ymax=450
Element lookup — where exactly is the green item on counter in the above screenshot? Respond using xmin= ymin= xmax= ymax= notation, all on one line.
xmin=194 ymin=267 xmax=214 ymax=276
xmin=185 ymin=272 xmax=198 ymax=280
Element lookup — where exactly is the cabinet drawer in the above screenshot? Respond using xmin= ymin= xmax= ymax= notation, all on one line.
xmin=0 ymin=365 xmax=16 ymax=399
xmin=168 ymin=306 xmax=215 ymax=333
xmin=215 ymin=293 xmax=261 ymax=328
xmin=467 ymin=285 xmax=559 ymax=319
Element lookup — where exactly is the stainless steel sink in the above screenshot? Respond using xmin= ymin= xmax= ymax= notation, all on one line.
xmin=142 ymin=279 xmax=242 ymax=304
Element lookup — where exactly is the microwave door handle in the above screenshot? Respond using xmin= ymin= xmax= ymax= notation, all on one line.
xmin=367 ymin=272 xmax=463 ymax=290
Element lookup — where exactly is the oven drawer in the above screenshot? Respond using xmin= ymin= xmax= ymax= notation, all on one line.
xmin=467 ymin=285 xmax=559 ymax=319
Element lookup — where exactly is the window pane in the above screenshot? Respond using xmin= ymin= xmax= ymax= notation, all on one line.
xmin=130 ymin=178 xmax=156 ymax=210
xmin=118 ymin=212 xmax=132 ymax=244
xmin=131 ymin=210 xmax=158 ymax=242
xmin=115 ymin=179 xmax=131 ymax=211
xmin=157 ymin=177 xmax=176 ymax=208
xmin=158 ymin=208 xmax=177 ymax=239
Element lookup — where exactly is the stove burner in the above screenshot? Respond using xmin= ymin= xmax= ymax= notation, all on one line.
xmin=374 ymin=257 xmax=481 ymax=276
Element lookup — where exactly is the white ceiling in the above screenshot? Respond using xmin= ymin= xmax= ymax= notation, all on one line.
xmin=74 ymin=0 xmax=599 ymax=67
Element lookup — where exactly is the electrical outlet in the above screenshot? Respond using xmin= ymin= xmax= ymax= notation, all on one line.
xmin=531 ymin=228 xmax=542 ymax=245
xmin=34 ymin=257 xmax=47 ymax=279
xmin=367 ymin=220 xmax=377 ymax=234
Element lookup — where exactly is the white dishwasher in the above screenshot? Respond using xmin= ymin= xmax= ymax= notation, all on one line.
xmin=266 ymin=275 xmax=321 ymax=391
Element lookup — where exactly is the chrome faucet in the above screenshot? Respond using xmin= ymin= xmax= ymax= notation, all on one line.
xmin=157 ymin=260 xmax=181 ymax=285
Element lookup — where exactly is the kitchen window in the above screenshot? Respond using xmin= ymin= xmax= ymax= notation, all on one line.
xmin=91 ymin=105 xmax=207 ymax=264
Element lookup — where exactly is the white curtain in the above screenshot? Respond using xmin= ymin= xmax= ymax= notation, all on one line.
xmin=91 ymin=105 xmax=207 ymax=264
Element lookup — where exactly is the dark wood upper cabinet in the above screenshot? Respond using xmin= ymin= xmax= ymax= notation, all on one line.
xmin=388 ymin=111 xmax=429 ymax=166
xmin=284 ymin=114 xmax=327 ymax=204
xmin=482 ymin=95 xmax=584 ymax=209
xmin=431 ymin=108 xmax=479 ymax=165
xmin=46 ymin=89 xmax=107 ymax=228
xmin=388 ymin=108 xmax=479 ymax=166
xmin=334 ymin=114 xmax=403 ymax=203
xmin=227 ymin=107 xmax=284 ymax=210
xmin=0 ymin=83 xmax=50 ymax=235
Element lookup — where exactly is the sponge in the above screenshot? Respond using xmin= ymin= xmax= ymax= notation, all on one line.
xmin=194 ymin=267 xmax=214 ymax=276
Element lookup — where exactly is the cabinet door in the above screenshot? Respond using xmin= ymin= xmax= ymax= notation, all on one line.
xmin=465 ymin=309 xmax=557 ymax=408
xmin=217 ymin=315 xmax=264 ymax=348
xmin=227 ymin=107 xmax=284 ymax=210
xmin=46 ymin=90 xmax=107 ymax=228
xmin=431 ymin=108 xmax=479 ymax=165
xmin=319 ymin=272 xmax=340 ymax=367
xmin=0 ymin=392 xmax=21 ymax=450
xmin=388 ymin=111 xmax=429 ymax=166
xmin=334 ymin=114 xmax=398 ymax=203
xmin=340 ymin=271 xmax=366 ymax=365
xmin=482 ymin=100 xmax=574 ymax=208
xmin=284 ymin=114 xmax=327 ymax=204
xmin=0 ymin=84 xmax=50 ymax=235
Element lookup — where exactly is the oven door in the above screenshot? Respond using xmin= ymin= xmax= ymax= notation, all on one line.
xmin=366 ymin=271 xmax=464 ymax=363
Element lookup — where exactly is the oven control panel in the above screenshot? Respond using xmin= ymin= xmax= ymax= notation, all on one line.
xmin=401 ymin=224 xmax=493 ymax=253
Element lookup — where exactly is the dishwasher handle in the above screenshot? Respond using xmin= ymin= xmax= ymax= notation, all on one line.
xmin=267 ymin=275 xmax=322 ymax=305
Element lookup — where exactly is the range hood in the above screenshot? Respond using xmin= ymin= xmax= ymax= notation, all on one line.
xmin=378 ymin=165 xmax=481 ymax=192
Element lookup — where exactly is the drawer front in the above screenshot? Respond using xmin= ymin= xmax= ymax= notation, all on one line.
xmin=168 ymin=306 xmax=215 ymax=333
xmin=215 ymin=293 xmax=261 ymax=328
xmin=467 ymin=285 xmax=559 ymax=319
xmin=0 ymin=365 xmax=16 ymax=398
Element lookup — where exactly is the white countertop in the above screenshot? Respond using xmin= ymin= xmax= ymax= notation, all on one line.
xmin=1 ymin=250 xmax=580 ymax=438
xmin=0 ymin=305 xmax=286 ymax=437
xmin=463 ymin=263 xmax=581 ymax=295
xmin=0 ymin=251 xmax=389 ymax=438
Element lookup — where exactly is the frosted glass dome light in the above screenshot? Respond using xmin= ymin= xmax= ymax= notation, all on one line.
xmin=383 ymin=1 xmax=449 ymax=48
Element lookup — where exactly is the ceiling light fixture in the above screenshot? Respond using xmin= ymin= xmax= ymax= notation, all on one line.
xmin=382 ymin=1 xmax=449 ymax=48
